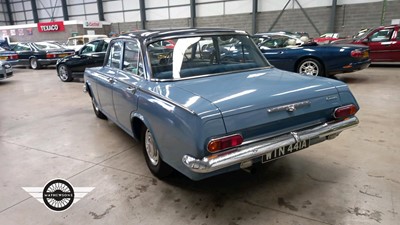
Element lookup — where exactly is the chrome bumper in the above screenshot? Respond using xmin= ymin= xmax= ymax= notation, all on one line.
xmin=182 ymin=117 xmax=359 ymax=173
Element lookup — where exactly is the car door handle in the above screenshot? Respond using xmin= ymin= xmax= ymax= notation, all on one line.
xmin=126 ymin=86 xmax=136 ymax=94
xmin=92 ymin=54 xmax=101 ymax=58
xmin=278 ymin=51 xmax=284 ymax=54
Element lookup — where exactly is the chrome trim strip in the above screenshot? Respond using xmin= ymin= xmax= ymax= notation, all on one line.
xmin=267 ymin=100 xmax=311 ymax=113
xmin=182 ymin=116 xmax=359 ymax=173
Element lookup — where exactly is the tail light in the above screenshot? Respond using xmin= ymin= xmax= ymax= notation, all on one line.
xmin=351 ymin=50 xmax=363 ymax=58
xmin=46 ymin=53 xmax=56 ymax=58
xmin=8 ymin=54 xmax=18 ymax=60
xmin=333 ymin=104 xmax=358 ymax=119
xmin=207 ymin=134 xmax=243 ymax=153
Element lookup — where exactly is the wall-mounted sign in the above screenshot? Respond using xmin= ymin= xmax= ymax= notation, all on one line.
xmin=83 ymin=21 xmax=102 ymax=28
xmin=10 ymin=29 xmax=16 ymax=36
xmin=2 ymin=30 xmax=8 ymax=37
xmin=26 ymin=28 xmax=33 ymax=35
xmin=37 ymin=21 xmax=65 ymax=32
xmin=18 ymin=29 xmax=24 ymax=36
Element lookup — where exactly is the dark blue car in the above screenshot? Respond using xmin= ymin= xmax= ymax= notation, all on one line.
xmin=252 ymin=33 xmax=371 ymax=77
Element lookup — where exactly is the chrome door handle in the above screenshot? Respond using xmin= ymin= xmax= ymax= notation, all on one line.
xmin=126 ymin=86 xmax=136 ymax=94
xmin=107 ymin=78 xmax=114 ymax=83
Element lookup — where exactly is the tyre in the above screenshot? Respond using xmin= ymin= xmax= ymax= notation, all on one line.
xmin=30 ymin=58 xmax=41 ymax=70
xmin=91 ymin=97 xmax=107 ymax=120
xmin=297 ymin=58 xmax=325 ymax=76
xmin=142 ymin=127 xmax=173 ymax=178
xmin=58 ymin=64 xmax=73 ymax=82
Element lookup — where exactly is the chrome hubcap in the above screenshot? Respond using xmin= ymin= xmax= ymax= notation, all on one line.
xmin=31 ymin=59 xmax=37 ymax=68
xmin=59 ymin=66 xmax=68 ymax=80
xmin=145 ymin=129 xmax=159 ymax=166
xmin=299 ymin=61 xmax=319 ymax=76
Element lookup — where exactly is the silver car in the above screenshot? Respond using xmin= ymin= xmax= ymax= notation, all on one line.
xmin=0 ymin=61 xmax=13 ymax=80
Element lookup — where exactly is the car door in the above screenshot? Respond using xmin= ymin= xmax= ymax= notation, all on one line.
xmin=366 ymin=28 xmax=395 ymax=61
xmin=72 ymin=40 xmax=101 ymax=72
xmin=112 ymin=39 xmax=144 ymax=134
xmin=91 ymin=40 xmax=108 ymax=66
xmin=258 ymin=35 xmax=296 ymax=70
xmin=95 ymin=40 xmax=123 ymax=120
xmin=13 ymin=43 xmax=33 ymax=65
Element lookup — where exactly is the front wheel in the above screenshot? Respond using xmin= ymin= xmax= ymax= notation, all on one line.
xmin=58 ymin=64 xmax=73 ymax=82
xmin=91 ymin=97 xmax=107 ymax=120
xmin=142 ymin=127 xmax=173 ymax=178
xmin=30 ymin=58 xmax=41 ymax=70
xmin=297 ymin=58 xmax=325 ymax=76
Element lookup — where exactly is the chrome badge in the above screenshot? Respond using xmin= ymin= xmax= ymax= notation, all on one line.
xmin=267 ymin=100 xmax=311 ymax=113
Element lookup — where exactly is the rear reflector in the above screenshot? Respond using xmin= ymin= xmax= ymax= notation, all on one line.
xmin=207 ymin=134 xmax=243 ymax=153
xmin=333 ymin=104 xmax=358 ymax=119
xmin=46 ymin=53 xmax=56 ymax=58
xmin=351 ymin=50 xmax=363 ymax=58
xmin=8 ymin=54 xmax=18 ymax=60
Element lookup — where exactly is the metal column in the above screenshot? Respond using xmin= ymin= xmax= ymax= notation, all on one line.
xmin=5 ymin=0 xmax=14 ymax=25
xmin=31 ymin=0 xmax=39 ymax=23
xmin=61 ymin=0 xmax=69 ymax=21
xmin=139 ymin=0 xmax=146 ymax=29
xmin=268 ymin=0 xmax=291 ymax=32
xmin=97 ymin=0 xmax=105 ymax=21
xmin=190 ymin=0 xmax=196 ymax=28
xmin=294 ymin=0 xmax=321 ymax=35
xmin=328 ymin=0 xmax=337 ymax=33
xmin=252 ymin=0 xmax=258 ymax=34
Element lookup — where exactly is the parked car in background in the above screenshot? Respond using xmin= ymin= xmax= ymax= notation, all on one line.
xmin=0 ymin=61 xmax=13 ymax=80
xmin=11 ymin=42 xmax=75 ymax=69
xmin=56 ymin=38 xmax=110 ymax=82
xmin=251 ymin=33 xmax=370 ymax=76
xmin=314 ymin=33 xmax=341 ymax=44
xmin=0 ymin=46 xmax=18 ymax=63
xmin=64 ymin=35 xmax=108 ymax=51
xmin=332 ymin=25 xmax=400 ymax=62
xmin=84 ymin=28 xmax=360 ymax=181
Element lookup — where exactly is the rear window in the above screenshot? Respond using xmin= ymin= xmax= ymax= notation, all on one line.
xmin=33 ymin=42 xmax=62 ymax=50
xmin=148 ymin=35 xmax=270 ymax=80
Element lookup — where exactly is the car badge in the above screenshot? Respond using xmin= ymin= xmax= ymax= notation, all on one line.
xmin=267 ymin=100 xmax=311 ymax=113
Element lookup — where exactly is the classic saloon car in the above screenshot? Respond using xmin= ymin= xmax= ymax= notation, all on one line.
xmin=11 ymin=42 xmax=74 ymax=69
xmin=84 ymin=29 xmax=360 ymax=181
xmin=56 ymin=38 xmax=110 ymax=82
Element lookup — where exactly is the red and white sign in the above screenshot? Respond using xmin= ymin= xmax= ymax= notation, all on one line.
xmin=83 ymin=21 xmax=102 ymax=28
xmin=37 ymin=21 xmax=65 ymax=32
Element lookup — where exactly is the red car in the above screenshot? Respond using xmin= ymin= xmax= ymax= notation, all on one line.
xmin=314 ymin=33 xmax=341 ymax=44
xmin=333 ymin=25 xmax=400 ymax=62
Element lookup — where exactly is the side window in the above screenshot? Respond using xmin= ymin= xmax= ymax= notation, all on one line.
xmin=81 ymin=41 xmax=99 ymax=54
xmin=14 ymin=43 xmax=31 ymax=51
xmin=106 ymin=41 xmax=123 ymax=69
xmin=101 ymin=41 xmax=109 ymax=52
xmin=370 ymin=29 xmax=394 ymax=42
xmin=122 ymin=40 xmax=143 ymax=76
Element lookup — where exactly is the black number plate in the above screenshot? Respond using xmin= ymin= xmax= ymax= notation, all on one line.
xmin=262 ymin=140 xmax=310 ymax=163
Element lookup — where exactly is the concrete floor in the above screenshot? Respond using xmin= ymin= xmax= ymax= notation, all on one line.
xmin=0 ymin=66 xmax=399 ymax=225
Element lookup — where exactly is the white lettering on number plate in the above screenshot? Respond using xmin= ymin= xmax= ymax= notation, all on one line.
xmin=262 ymin=140 xmax=310 ymax=163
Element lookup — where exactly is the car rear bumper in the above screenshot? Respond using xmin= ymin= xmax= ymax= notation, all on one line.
xmin=328 ymin=59 xmax=371 ymax=75
xmin=182 ymin=116 xmax=359 ymax=173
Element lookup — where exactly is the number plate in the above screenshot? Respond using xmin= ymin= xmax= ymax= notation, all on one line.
xmin=5 ymin=68 xmax=12 ymax=74
xmin=58 ymin=54 xmax=68 ymax=58
xmin=262 ymin=140 xmax=310 ymax=163
xmin=0 ymin=56 xmax=7 ymax=60
xmin=363 ymin=51 xmax=369 ymax=58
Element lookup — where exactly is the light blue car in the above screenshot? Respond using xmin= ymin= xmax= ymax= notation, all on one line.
xmin=84 ymin=28 xmax=359 ymax=181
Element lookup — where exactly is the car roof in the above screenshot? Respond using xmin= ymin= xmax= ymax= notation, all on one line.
xmin=115 ymin=28 xmax=248 ymax=42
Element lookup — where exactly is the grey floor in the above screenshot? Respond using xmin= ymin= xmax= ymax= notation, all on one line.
xmin=0 ymin=66 xmax=399 ymax=225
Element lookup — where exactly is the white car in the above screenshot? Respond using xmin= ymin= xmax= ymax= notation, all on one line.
xmin=64 ymin=35 xmax=107 ymax=51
